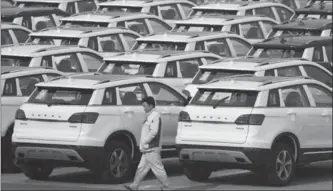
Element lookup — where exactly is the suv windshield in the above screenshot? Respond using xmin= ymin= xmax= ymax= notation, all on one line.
xmin=248 ymin=48 xmax=304 ymax=58
xmin=100 ymin=6 xmax=142 ymax=13
xmin=31 ymin=36 xmax=80 ymax=45
xmin=192 ymin=69 xmax=255 ymax=85
xmin=190 ymin=9 xmax=238 ymax=17
xmin=173 ymin=24 xmax=223 ymax=32
xmin=191 ymin=89 xmax=258 ymax=107
xmin=132 ymin=41 xmax=187 ymax=51
xmin=268 ymin=29 xmax=322 ymax=38
xmin=28 ymin=87 xmax=94 ymax=105
xmin=98 ymin=61 xmax=157 ymax=75
xmin=1 ymin=56 xmax=32 ymax=67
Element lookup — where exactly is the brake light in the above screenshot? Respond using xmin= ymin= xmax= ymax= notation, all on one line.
xmin=68 ymin=112 xmax=99 ymax=124
xmin=235 ymin=114 xmax=265 ymax=125
xmin=178 ymin=111 xmax=191 ymax=122
xmin=15 ymin=109 xmax=27 ymax=120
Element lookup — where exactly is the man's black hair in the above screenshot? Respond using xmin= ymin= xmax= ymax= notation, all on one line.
xmin=142 ymin=96 xmax=156 ymax=107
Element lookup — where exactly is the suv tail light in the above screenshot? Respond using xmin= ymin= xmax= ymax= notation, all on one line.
xmin=68 ymin=112 xmax=99 ymax=124
xmin=235 ymin=114 xmax=265 ymax=125
xmin=178 ymin=111 xmax=191 ymax=122
xmin=15 ymin=109 xmax=27 ymax=120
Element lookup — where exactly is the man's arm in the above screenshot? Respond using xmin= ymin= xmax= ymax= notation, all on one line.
xmin=144 ymin=113 xmax=160 ymax=144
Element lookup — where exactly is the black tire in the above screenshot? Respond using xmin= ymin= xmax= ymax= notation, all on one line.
xmin=260 ymin=142 xmax=295 ymax=186
xmin=20 ymin=164 xmax=53 ymax=180
xmin=1 ymin=127 xmax=21 ymax=174
xmin=99 ymin=141 xmax=133 ymax=184
xmin=184 ymin=163 xmax=212 ymax=182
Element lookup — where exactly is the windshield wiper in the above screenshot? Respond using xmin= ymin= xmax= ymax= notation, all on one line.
xmin=213 ymin=96 xmax=230 ymax=109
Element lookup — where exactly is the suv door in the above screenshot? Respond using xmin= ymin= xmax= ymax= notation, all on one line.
xmin=304 ymin=84 xmax=332 ymax=152
xmin=146 ymin=82 xmax=186 ymax=147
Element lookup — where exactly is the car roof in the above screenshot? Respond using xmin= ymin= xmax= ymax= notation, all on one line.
xmin=296 ymin=3 xmax=333 ymax=14
xmin=199 ymin=58 xmax=327 ymax=71
xmin=198 ymin=75 xmax=316 ymax=91
xmin=1 ymin=22 xmax=32 ymax=31
xmin=1 ymin=7 xmax=70 ymax=18
xmin=1 ymin=66 xmax=61 ymax=79
xmin=253 ymin=36 xmax=332 ymax=49
xmin=274 ymin=19 xmax=332 ymax=31
xmin=1 ymin=44 xmax=97 ymax=57
xmin=136 ymin=31 xmax=244 ymax=42
xmin=60 ymin=11 xmax=157 ymax=23
xmin=193 ymin=1 xmax=289 ymax=11
xmin=35 ymin=73 xmax=164 ymax=89
xmin=29 ymin=26 xmax=140 ymax=38
xmin=175 ymin=15 xmax=277 ymax=26
xmin=104 ymin=50 xmax=221 ymax=62
xmin=99 ymin=0 xmax=195 ymax=7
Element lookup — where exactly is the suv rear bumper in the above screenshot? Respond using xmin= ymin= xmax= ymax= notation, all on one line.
xmin=176 ymin=144 xmax=271 ymax=168
xmin=12 ymin=143 xmax=105 ymax=171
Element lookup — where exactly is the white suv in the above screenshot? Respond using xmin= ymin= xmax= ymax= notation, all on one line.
xmin=1 ymin=66 xmax=63 ymax=173
xmin=176 ymin=75 xmax=332 ymax=186
xmin=184 ymin=58 xmax=333 ymax=97
xmin=12 ymin=74 xmax=188 ymax=183
xmin=98 ymin=50 xmax=222 ymax=91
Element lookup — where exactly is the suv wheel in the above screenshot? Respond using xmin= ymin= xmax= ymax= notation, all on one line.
xmin=184 ymin=163 xmax=212 ymax=182
xmin=20 ymin=164 xmax=53 ymax=180
xmin=100 ymin=141 xmax=132 ymax=184
xmin=265 ymin=143 xmax=295 ymax=186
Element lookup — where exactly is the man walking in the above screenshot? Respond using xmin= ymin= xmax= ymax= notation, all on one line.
xmin=125 ymin=96 xmax=171 ymax=191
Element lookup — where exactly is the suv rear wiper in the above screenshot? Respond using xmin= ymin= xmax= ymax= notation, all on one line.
xmin=213 ymin=96 xmax=230 ymax=109
xmin=47 ymin=100 xmax=71 ymax=107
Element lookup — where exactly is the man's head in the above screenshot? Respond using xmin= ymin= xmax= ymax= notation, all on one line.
xmin=142 ymin=96 xmax=156 ymax=113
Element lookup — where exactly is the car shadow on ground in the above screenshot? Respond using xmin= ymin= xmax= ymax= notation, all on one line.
xmin=47 ymin=159 xmax=184 ymax=184
xmin=206 ymin=161 xmax=332 ymax=187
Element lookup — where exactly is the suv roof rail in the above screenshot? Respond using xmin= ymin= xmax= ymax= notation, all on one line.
xmin=259 ymin=58 xmax=310 ymax=66
xmin=208 ymin=74 xmax=255 ymax=84
xmin=261 ymin=76 xmax=312 ymax=86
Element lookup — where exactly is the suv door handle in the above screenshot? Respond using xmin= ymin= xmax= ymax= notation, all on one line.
xmin=322 ymin=113 xmax=329 ymax=116
xmin=124 ymin=110 xmax=134 ymax=114
xmin=287 ymin=111 xmax=296 ymax=115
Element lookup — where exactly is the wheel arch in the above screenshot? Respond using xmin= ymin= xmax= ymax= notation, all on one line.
xmin=271 ymin=132 xmax=300 ymax=163
xmin=104 ymin=130 xmax=139 ymax=160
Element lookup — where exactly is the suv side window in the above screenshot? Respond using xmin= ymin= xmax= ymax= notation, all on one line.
xmin=12 ymin=29 xmax=30 ymax=43
xmin=307 ymin=84 xmax=332 ymax=107
xmin=277 ymin=66 xmax=302 ymax=77
xmin=264 ymin=69 xmax=275 ymax=76
xmin=18 ymin=74 xmax=44 ymax=96
xmin=98 ymin=34 xmax=124 ymax=52
xmin=303 ymin=65 xmax=332 ymax=86
xmin=195 ymin=41 xmax=205 ymax=50
xmin=275 ymin=6 xmax=293 ymax=22
xmin=206 ymin=38 xmax=231 ymax=57
xmin=240 ymin=22 xmax=264 ymax=39
xmin=245 ymin=9 xmax=253 ymax=16
xmin=123 ymin=33 xmax=139 ymax=49
xmin=1 ymin=30 xmax=13 ymax=45
xmin=148 ymin=82 xmax=185 ymax=106
xmin=125 ymin=19 xmax=149 ymax=36
xmin=229 ymin=38 xmax=251 ymax=56
xmin=165 ymin=61 xmax=178 ymax=77
xmin=280 ymin=85 xmax=310 ymax=107
xmin=159 ymin=4 xmax=182 ymax=20
xmin=230 ymin=24 xmax=240 ymax=35
xmin=88 ymin=37 xmax=98 ymax=51
xmin=41 ymin=56 xmax=53 ymax=67
xmin=102 ymin=87 xmax=117 ymax=105
xmin=66 ymin=2 xmax=76 ymax=14
xmin=80 ymin=52 xmax=103 ymax=72
xmin=254 ymin=7 xmax=275 ymax=20
xmin=3 ymin=78 xmax=17 ymax=96
xmin=53 ymin=53 xmax=83 ymax=72
xmin=149 ymin=6 xmax=158 ymax=16
xmin=179 ymin=58 xmax=202 ymax=78
xmin=147 ymin=18 xmax=171 ymax=33
xmin=119 ymin=84 xmax=147 ymax=105
xmin=261 ymin=21 xmax=276 ymax=34
xmin=267 ymin=89 xmax=280 ymax=107
xmin=313 ymin=46 xmax=324 ymax=62
xmin=180 ymin=3 xmax=193 ymax=17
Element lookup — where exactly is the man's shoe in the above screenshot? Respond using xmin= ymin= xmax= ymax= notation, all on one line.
xmin=124 ymin=185 xmax=136 ymax=191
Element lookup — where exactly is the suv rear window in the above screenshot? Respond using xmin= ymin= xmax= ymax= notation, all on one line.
xmin=192 ymin=69 xmax=255 ymax=85
xmin=190 ymin=89 xmax=258 ymax=107
xmin=28 ymin=87 xmax=94 ymax=105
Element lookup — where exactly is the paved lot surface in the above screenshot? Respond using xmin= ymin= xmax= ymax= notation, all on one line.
xmin=1 ymin=159 xmax=332 ymax=190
